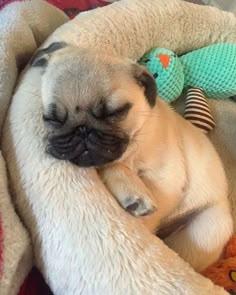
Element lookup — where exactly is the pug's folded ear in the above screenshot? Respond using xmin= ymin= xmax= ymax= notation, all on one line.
xmin=30 ymin=42 xmax=67 ymax=67
xmin=133 ymin=64 xmax=157 ymax=107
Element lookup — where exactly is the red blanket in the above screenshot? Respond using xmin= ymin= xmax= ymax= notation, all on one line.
xmin=0 ymin=0 xmax=110 ymax=17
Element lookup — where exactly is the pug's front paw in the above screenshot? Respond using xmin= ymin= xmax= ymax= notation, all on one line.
xmin=99 ymin=164 xmax=156 ymax=217
xmin=123 ymin=195 xmax=157 ymax=217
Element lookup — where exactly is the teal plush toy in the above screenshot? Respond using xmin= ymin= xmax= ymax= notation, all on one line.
xmin=139 ymin=43 xmax=236 ymax=103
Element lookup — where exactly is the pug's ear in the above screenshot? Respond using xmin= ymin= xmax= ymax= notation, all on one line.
xmin=30 ymin=42 xmax=67 ymax=67
xmin=133 ymin=64 xmax=157 ymax=107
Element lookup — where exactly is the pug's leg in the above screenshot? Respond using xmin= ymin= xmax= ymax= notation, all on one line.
xmin=99 ymin=164 xmax=157 ymax=217
xmin=164 ymin=203 xmax=233 ymax=271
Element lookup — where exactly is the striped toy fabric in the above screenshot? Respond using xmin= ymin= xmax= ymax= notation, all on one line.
xmin=184 ymin=87 xmax=216 ymax=133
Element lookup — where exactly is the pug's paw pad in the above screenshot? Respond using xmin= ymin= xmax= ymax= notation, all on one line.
xmin=124 ymin=196 xmax=156 ymax=217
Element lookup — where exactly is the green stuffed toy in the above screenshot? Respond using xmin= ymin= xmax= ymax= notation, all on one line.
xmin=139 ymin=43 xmax=236 ymax=103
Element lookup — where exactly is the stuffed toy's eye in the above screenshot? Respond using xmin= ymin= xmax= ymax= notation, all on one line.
xmin=153 ymin=73 xmax=158 ymax=79
xmin=144 ymin=59 xmax=150 ymax=63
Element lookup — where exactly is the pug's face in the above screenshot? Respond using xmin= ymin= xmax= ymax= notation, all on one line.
xmin=31 ymin=42 xmax=157 ymax=167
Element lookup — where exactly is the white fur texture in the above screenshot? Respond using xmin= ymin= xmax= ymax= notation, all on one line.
xmin=0 ymin=153 xmax=32 ymax=295
xmin=0 ymin=1 xmax=68 ymax=293
xmin=0 ymin=0 xmax=68 ymax=134
xmin=2 ymin=0 xmax=236 ymax=294
xmin=47 ymin=0 xmax=236 ymax=59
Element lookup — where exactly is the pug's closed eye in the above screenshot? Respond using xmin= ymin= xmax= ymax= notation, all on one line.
xmin=92 ymin=102 xmax=132 ymax=120
xmin=43 ymin=103 xmax=68 ymax=129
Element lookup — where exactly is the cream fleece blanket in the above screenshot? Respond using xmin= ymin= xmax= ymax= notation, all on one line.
xmin=1 ymin=0 xmax=236 ymax=294
xmin=0 ymin=1 xmax=68 ymax=294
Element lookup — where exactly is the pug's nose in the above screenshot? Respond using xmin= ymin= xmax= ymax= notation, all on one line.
xmin=77 ymin=126 xmax=91 ymax=138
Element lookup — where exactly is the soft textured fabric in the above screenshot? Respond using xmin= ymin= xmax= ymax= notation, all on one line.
xmin=140 ymin=48 xmax=185 ymax=102
xmin=184 ymin=87 xmax=216 ymax=133
xmin=0 ymin=1 xmax=68 ymax=294
xmin=0 ymin=1 xmax=120 ymax=293
xmin=0 ymin=0 xmax=68 ymax=133
xmin=204 ymin=0 xmax=236 ymax=14
xmin=0 ymin=152 xmax=32 ymax=295
xmin=181 ymin=43 xmax=236 ymax=99
xmin=0 ymin=1 xmax=122 ymax=294
xmin=140 ymin=44 xmax=236 ymax=101
xmin=1 ymin=0 xmax=236 ymax=294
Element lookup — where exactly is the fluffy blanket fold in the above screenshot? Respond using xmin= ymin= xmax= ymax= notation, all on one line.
xmin=0 ymin=1 xmax=68 ymax=294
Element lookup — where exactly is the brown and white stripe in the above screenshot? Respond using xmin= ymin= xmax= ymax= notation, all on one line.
xmin=184 ymin=87 xmax=215 ymax=133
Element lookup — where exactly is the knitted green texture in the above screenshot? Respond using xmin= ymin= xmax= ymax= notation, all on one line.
xmin=139 ymin=48 xmax=184 ymax=103
xmin=140 ymin=43 xmax=236 ymax=102
xmin=181 ymin=43 xmax=236 ymax=99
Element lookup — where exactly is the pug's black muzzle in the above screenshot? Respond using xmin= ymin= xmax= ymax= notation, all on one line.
xmin=46 ymin=126 xmax=129 ymax=167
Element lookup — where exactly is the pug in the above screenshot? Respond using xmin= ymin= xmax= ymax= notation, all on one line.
xmin=30 ymin=42 xmax=233 ymax=271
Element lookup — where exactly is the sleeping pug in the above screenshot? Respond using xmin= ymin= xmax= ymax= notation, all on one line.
xmin=31 ymin=42 xmax=233 ymax=272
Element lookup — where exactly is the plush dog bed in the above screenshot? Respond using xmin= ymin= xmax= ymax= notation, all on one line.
xmin=0 ymin=0 xmax=236 ymax=294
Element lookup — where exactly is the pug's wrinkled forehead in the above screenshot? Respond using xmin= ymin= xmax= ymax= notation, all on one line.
xmin=30 ymin=43 xmax=157 ymax=116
